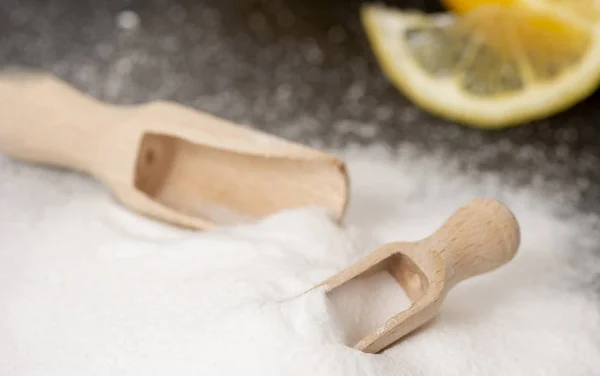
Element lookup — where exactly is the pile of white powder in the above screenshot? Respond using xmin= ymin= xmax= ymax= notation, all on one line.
xmin=1 ymin=144 xmax=599 ymax=375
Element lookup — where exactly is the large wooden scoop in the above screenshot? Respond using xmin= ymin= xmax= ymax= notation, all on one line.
xmin=318 ymin=198 xmax=520 ymax=353
xmin=0 ymin=70 xmax=349 ymax=229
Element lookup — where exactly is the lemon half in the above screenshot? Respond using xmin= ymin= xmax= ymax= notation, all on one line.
xmin=361 ymin=3 xmax=600 ymax=128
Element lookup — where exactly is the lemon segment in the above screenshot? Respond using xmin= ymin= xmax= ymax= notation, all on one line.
xmin=361 ymin=3 xmax=600 ymax=128
xmin=523 ymin=0 xmax=600 ymax=28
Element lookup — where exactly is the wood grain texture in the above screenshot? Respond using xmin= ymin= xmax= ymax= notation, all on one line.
xmin=319 ymin=198 xmax=520 ymax=354
xmin=0 ymin=70 xmax=350 ymax=230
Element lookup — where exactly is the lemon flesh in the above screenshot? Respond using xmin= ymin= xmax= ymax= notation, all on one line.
xmin=361 ymin=4 xmax=600 ymax=128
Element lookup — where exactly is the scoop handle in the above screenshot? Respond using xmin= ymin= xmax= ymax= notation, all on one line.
xmin=0 ymin=70 xmax=117 ymax=174
xmin=424 ymin=198 xmax=521 ymax=287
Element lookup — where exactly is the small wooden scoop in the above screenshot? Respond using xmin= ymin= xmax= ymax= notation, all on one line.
xmin=318 ymin=198 xmax=520 ymax=354
xmin=0 ymin=69 xmax=349 ymax=230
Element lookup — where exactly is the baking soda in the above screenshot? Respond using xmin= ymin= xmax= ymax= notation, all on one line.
xmin=1 ymin=144 xmax=599 ymax=376
xmin=327 ymin=271 xmax=411 ymax=346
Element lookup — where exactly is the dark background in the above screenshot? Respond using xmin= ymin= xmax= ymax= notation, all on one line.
xmin=1 ymin=0 xmax=599 ymax=213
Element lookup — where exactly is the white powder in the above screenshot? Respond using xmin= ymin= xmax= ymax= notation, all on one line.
xmin=327 ymin=271 xmax=411 ymax=346
xmin=1 ymin=144 xmax=599 ymax=376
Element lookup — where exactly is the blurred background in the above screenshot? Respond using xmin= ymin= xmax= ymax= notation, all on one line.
xmin=1 ymin=0 xmax=598 ymax=212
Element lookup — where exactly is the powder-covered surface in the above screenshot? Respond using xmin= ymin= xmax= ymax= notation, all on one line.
xmin=2 ymin=1 xmax=600 ymax=374
xmin=2 ymin=145 xmax=600 ymax=375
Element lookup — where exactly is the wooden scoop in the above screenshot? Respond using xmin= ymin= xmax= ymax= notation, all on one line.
xmin=0 ymin=69 xmax=349 ymax=230
xmin=318 ymin=198 xmax=520 ymax=354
